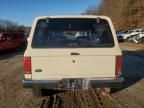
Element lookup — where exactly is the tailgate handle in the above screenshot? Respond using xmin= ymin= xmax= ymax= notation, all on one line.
xmin=71 ymin=52 xmax=80 ymax=55
xmin=35 ymin=69 xmax=42 ymax=72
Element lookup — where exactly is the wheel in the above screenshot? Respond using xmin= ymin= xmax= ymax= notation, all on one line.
xmin=32 ymin=88 xmax=42 ymax=97
xmin=117 ymin=36 xmax=124 ymax=42
xmin=110 ymin=87 xmax=123 ymax=93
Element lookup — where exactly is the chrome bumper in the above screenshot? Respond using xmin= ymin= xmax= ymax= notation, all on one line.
xmin=22 ymin=77 xmax=124 ymax=89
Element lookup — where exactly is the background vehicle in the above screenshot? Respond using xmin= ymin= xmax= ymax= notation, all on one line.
xmin=0 ymin=32 xmax=27 ymax=51
xmin=117 ymin=29 xmax=144 ymax=43
xmin=131 ymin=31 xmax=144 ymax=44
xmin=117 ymin=30 xmax=139 ymax=42
xmin=23 ymin=15 xmax=123 ymax=97
xmin=138 ymin=32 xmax=144 ymax=43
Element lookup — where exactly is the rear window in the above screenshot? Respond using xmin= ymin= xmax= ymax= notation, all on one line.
xmin=32 ymin=18 xmax=114 ymax=48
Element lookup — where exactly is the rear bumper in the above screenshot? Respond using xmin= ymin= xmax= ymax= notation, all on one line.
xmin=90 ymin=77 xmax=124 ymax=88
xmin=22 ymin=77 xmax=124 ymax=89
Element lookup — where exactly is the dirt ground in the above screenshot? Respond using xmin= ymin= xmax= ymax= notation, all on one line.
xmin=0 ymin=42 xmax=144 ymax=108
xmin=119 ymin=42 xmax=144 ymax=51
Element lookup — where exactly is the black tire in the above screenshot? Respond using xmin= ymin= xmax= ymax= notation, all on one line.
xmin=110 ymin=87 xmax=122 ymax=93
xmin=117 ymin=36 xmax=124 ymax=43
xmin=32 ymin=88 xmax=42 ymax=97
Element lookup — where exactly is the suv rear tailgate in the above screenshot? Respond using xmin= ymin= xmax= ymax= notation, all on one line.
xmin=30 ymin=48 xmax=118 ymax=80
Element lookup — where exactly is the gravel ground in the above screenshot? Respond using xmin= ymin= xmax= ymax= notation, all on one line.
xmin=0 ymin=42 xmax=143 ymax=108
xmin=0 ymin=52 xmax=43 ymax=108
xmin=119 ymin=42 xmax=144 ymax=51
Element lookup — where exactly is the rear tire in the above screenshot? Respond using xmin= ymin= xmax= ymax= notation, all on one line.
xmin=32 ymin=88 xmax=42 ymax=97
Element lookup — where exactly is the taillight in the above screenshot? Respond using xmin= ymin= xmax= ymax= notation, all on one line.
xmin=115 ymin=56 xmax=122 ymax=78
xmin=24 ymin=56 xmax=31 ymax=74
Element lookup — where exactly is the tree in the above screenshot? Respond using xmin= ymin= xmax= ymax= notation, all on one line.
xmin=0 ymin=19 xmax=27 ymax=32
xmin=83 ymin=0 xmax=144 ymax=30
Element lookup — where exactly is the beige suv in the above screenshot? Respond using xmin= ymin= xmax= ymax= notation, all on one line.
xmin=22 ymin=15 xmax=124 ymax=96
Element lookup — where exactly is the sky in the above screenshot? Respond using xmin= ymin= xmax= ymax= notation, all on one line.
xmin=0 ymin=0 xmax=101 ymax=26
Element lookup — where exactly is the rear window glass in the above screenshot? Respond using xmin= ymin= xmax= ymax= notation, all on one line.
xmin=32 ymin=18 xmax=114 ymax=48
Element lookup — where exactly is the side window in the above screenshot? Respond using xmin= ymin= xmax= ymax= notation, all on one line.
xmin=2 ymin=36 xmax=7 ymax=41
xmin=0 ymin=34 xmax=12 ymax=41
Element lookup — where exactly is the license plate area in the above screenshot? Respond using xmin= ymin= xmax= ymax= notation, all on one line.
xmin=58 ymin=78 xmax=85 ymax=89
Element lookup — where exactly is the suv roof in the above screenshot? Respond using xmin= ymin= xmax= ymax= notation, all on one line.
xmin=35 ymin=15 xmax=110 ymax=20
